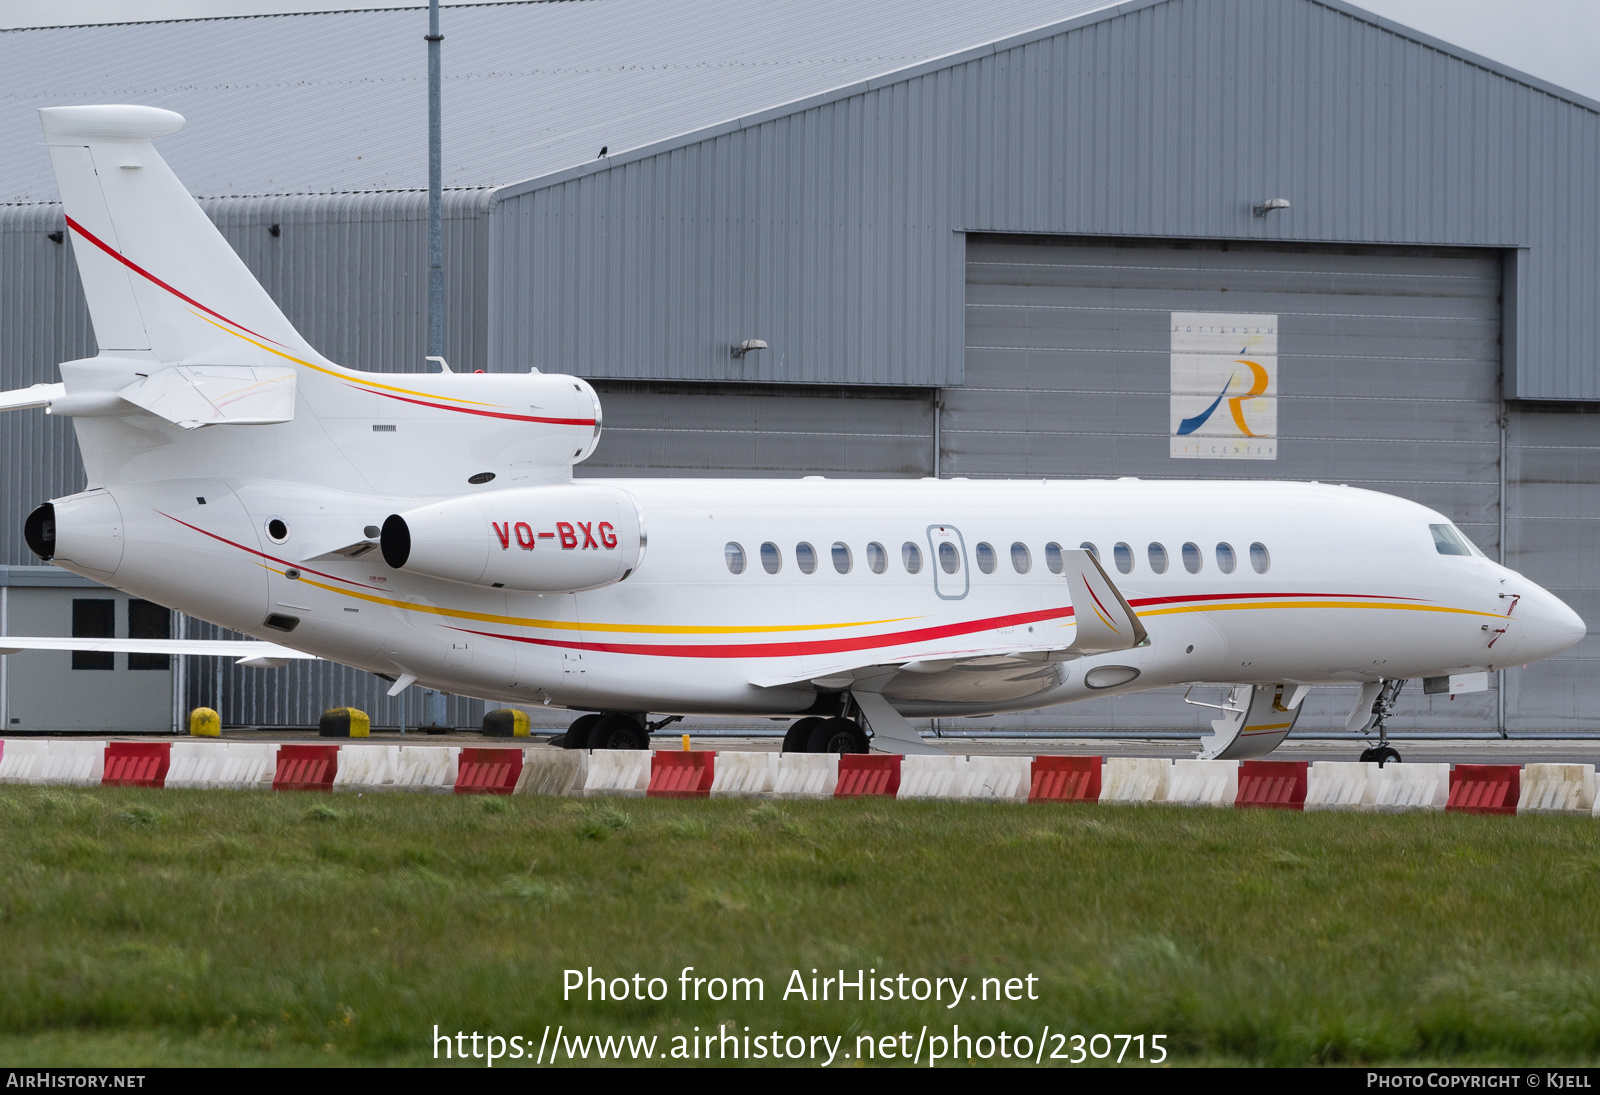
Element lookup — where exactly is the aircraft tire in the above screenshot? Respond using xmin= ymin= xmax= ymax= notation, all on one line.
xmin=782 ymin=716 xmax=824 ymax=754
xmin=589 ymin=713 xmax=650 ymax=750
xmin=564 ymin=713 xmax=602 ymax=750
xmin=1358 ymin=744 xmax=1402 ymax=767
xmin=805 ymin=717 xmax=869 ymax=755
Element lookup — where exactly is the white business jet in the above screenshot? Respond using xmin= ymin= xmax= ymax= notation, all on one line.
xmin=0 ymin=105 xmax=1584 ymax=760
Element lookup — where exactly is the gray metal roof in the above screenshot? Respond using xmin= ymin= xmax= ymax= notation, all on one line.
xmin=0 ymin=0 xmax=1120 ymax=203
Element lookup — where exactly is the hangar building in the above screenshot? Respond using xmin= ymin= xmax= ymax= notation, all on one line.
xmin=2 ymin=0 xmax=1597 ymax=735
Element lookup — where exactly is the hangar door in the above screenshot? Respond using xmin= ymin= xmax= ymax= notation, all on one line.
xmin=957 ymin=235 xmax=1503 ymax=733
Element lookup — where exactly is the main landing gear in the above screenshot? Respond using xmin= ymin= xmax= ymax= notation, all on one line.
xmin=557 ymin=712 xmax=682 ymax=750
xmin=1357 ymin=678 xmax=1404 ymax=767
xmin=780 ymin=715 xmax=869 ymax=754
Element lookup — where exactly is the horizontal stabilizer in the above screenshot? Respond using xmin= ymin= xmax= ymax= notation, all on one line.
xmin=0 ymin=383 xmax=65 ymax=412
xmin=0 ymin=366 xmax=295 ymax=429
xmin=118 ymin=365 xmax=296 ymax=429
xmin=0 ymin=636 xmax=317 ymax=665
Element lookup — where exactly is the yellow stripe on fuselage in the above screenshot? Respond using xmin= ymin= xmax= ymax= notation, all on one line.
xmin=263 ymin=566 xmax=920 ymax=634
xmin=1138 ymin=600 xmax=1503 ymax=619
xmin=192 ymin=311 xmax=500 ymax=407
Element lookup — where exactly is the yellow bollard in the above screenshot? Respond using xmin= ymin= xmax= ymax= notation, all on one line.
xmin=318 ymin=707 xmax=371 ymax=738
xmin=682 ymin=733 xmax=691 ymax=751
xmin=483 ymin=708 xmax=531 ymax=737
xmin=189 ymin=707 xmax=221 ymax=737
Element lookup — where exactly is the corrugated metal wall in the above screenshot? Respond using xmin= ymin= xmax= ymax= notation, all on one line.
xmin=490 ymin=0 xmax=1600 ymax=400
xmin=1505 ymin=406 xmax=1600 ymax=730
xmin=579 ymin=381 xmax=935 ymax=479
xmin=957 ymin=234 xmax=1508 ymax=732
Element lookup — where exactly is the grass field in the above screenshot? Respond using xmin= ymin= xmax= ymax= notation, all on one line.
xmin=2 ymin=784 xmax=1599 ymax=1067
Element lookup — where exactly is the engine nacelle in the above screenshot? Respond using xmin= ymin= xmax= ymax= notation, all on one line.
xmin=381 ymin=484 xmax=645 ymax=593
xmin=25 ymin=489 xmax=125 ymax=582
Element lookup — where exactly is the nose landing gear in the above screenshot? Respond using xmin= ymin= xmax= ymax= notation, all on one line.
xmin=1356 ymin=678 xmax=1405 ymax=766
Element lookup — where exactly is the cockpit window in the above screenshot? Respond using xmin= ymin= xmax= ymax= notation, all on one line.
xmin=1430 ymin=523 xmax=1482 ymax=557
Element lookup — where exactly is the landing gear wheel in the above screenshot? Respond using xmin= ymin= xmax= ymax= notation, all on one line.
xmin=782 ymin=716 xmax=825 ymax=754
xmin=805 ymin=717 xmax=869 ymax=755
xmin=589 ymin=713 xmax=650 ymax=750
xmin=1359 ymin=745 xmax=1402 ymax=767
xmin=562 ymin=713 xmax=601 ymax=750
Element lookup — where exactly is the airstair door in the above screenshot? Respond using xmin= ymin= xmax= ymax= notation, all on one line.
xmin=926 ymin=524 xmax=969 ymax=600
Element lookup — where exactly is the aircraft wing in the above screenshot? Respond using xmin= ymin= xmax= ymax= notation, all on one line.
xmin=749 ymin=549 xmax=1145 ymax=692
xmin=0 ymin=636 xmax=318 ymax=668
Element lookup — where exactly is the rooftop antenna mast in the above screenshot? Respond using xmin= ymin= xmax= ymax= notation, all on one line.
xmin=425 ymin=0 xmax=445 ymax=369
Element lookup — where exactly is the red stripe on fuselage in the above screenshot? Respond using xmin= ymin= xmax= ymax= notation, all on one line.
xmin=355 ymin=387 xmax=596 ymax=426
xmin=160 ymin=512 xmax=383 ymax=590
xmin=64 ymin=216 xmax=285 ymax=347
xmin=449 ymin=605 xmax=1078 ymax=659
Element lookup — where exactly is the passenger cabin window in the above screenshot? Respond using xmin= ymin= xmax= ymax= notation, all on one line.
xmin=71 ymin=598 xmax=114 ymax=671
xmin=724 ymin=542 xmax=746 ymax=575
xmin=975 ymin=542 xmax=996 ymax=574
xmin=866 ymin=542 xmax=888 ymax=574
xmin=1113 ymin=542 xmax=1133 ymax=574
xmin=1011 ymin=542 xmax=1031 ymax=574
xmin=831 ymin=542 xmax=852 ymax=574
xmin=1216 ymin=542 xmax=1236 ymax=574
xmin=1148 ymin=543 xmax=1168 ymax=574
xmin=1080 ymin=542 xmax=1099 ymax=562
xmin=938 ymin=542 xmax=961 ymax=574
xmin=1182 ymin=542 xmax=1202 ymax=574
xmin=902 ymin=542 xmax=923 ymax=574
xmin=1250 ymin=542 xmax=1271 ymax=573
xmin=1430 ymin=523 xmax=1479 ymax=557
xmin=795 ymin=542 xmax=817 ymax=574
xmin=128 ymin=599 xmax=171 ymax=671
xmin=1045 ymin=542 xmax=1064 ymax=574
xmin=760 ymin=542 xmax=782 ymax=574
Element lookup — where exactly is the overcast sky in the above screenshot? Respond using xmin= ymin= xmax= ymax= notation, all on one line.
xmin=4 ymin=0 xmax=1598 ymax=102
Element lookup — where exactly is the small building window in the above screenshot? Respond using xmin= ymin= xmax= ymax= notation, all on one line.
xmin=796 ymin=542 xmax=817 ymax=574
xmin=724 ymin=542 xmax=746 ymax=574
xmin=901 ymin=542 xmax=922 ymax=574
xmin=1216 ymin=542 xmax=1236 ymax=574
xmin=1148 ymin=543 xmax=1169 ymax=574
xmin=1181 ymin=542 xmax=1202 ymax=575
xmin=128 ymin=599 xmax=171 ymax=671
xmin=1080 ymin=542 xmax=1099 ymax=562
xmin=1011 ymin=542 xmax=1031 ymax=574
xmin=1113 ymin=542 xmax=1133 ymax=574
xmin=71 ymin=598 xmax=114 ymax=671
xmin=975 ymin=542 xmax=996 ymax=574
xmin=938 ymin=541 xmax=961 ymax=574
xmin=1250 ymin=542 xmax=1271 ymax=574
xmin=760 ymin=542 xmax=782 ymax=574
xmin=1044 ymin=542 xmax=1064 ymax=574
xmin=831 ymin=542 xmax=852 ymax=574
xmin=866 ymin=542 xmax=888 ymax=574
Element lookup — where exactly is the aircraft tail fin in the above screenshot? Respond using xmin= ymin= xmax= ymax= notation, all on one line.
xmin=39 ymin=105 xmax=323 ymax=367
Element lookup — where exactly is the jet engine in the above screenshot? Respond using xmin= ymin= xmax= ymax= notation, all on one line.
xmin=25 ymin=489 xmax=124 ymax=582
xmin=381 ymin=484 xmax=645 ymax=593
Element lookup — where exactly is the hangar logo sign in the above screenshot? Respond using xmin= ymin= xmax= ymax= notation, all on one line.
xmin=1169 ymin=311 xmax=1277 ymax=460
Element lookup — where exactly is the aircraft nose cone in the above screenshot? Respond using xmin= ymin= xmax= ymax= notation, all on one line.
xmin=1516 ymin=586 xmax=1587 ymax=663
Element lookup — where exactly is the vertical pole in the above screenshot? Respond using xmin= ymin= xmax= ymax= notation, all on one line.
xmin=931 ymin=389 xmax=942 ymax=478
xmin=171 ymin=611 xmax=187 ymax=735
xmin=426 ymin=0 xmax=445 ymax=364
xmin=1497 ymin=406 xmax=1508 ymax=738
xmin=1 ymin=585 xmax=9 ymax=735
